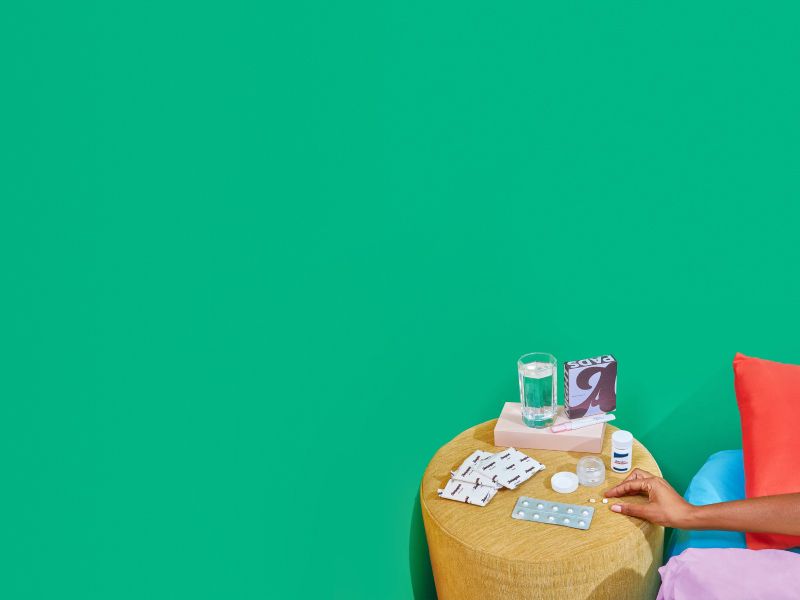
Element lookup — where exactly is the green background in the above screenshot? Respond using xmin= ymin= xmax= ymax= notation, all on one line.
xmin=4 ymin=1 xmax=800 ymax=598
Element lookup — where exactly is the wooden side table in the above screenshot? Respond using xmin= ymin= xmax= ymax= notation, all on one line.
xmin=420 ymin=420 xmax=663 ymax=600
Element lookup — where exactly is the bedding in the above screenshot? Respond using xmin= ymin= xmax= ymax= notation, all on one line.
xmin=658 ymin=548 xmax=800 ymax=600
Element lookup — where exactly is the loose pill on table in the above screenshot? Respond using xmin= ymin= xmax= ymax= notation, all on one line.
xmin=602 ymin=498 xmax=608 ymax=504
xmin=589 ymin=498 xmax=596 ymax=503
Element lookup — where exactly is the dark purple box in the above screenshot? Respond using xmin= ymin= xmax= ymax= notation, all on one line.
xmin=564 ymin=354 xmax=617 ymax=419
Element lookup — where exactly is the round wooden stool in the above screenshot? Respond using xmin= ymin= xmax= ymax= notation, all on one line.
xmin=420 ymin=420 xmax=663 ymax=600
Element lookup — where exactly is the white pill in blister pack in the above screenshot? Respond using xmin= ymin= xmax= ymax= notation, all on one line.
xmin=511 ymin=496 xmax=595 ymax=530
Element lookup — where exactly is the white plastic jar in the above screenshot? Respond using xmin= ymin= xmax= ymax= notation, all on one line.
xmin=611 ymin=430 xmax=633 ymax=473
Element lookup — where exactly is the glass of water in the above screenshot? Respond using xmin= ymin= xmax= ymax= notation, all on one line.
xmin=518 ymin=352 xmax=557 ymax=428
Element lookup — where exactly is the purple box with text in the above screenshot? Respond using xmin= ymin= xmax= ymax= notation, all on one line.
xmin=564 ymin=354 xmax=617 ymax=419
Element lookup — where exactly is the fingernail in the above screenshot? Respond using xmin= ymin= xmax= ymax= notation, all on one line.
xmin=611 ymin=504 xmax=622 ymax=513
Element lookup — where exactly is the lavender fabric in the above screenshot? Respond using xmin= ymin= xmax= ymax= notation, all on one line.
xmin=658 ymin=548 xmax=800 ymax=600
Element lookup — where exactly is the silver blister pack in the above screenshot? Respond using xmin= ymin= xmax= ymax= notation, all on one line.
xmin=511 ymin=496 xmax=595 ymax=530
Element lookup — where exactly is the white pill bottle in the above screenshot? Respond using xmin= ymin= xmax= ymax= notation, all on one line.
xmin=611 ymin=430 xmax=633 ymax=473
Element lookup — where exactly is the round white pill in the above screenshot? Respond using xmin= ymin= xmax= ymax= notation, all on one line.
xmin=564 ymin=518 xmax=570 ymax=524
xmin=567 ymin=508 xmax=574 ymax=514
xmin=602 ymin=498 xmax=608 ymax=504
xmin=582 ymin=510 xmax=589 ymax=516
xmin=552 ymin=506 xmax=559 ymax=512
xmin=537 ymin=503 xmax=544 ymax=509
xmin=548 ymin=516 xmax=555 ymax=521
xmin=533 ymin=513 xmax=540 ymax=519
xmin=579 ymin=520 xmax=585 ymax=527
xmin=518 ymin=511 xmax=525 ymax=517
xmin=523 ymin=501 xmax=529 ymax=507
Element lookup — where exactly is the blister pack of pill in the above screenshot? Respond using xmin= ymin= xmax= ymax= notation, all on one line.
xmin=511 ymin=496 xmax=595 ymax=530
xmin=475 ymin=447 xmax=545 ymax=490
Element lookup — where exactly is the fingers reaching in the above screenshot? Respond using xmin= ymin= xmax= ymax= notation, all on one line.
xmin=606 ymin=471 xmax=687 ymax=527
xmin=604 ymin=478 xmax=651 ymax=498
xmin=623 ymin=468 xmax=654 ymax=483
xmin=610 ymin=502 xmax=652 ymax=520
xmin=604 ymin=469 xmax=656 ymax=497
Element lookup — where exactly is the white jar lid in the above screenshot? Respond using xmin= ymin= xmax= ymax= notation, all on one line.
xmin=551 ymin=471 xmax=579 ymax=494
xmin=612 ymin=430 xmax=633 ymax=446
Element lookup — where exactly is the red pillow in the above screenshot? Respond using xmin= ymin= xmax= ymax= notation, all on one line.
xmin=734 ymin=352 xmax=800 ymax=550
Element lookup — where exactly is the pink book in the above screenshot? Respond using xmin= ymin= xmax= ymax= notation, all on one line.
xmin=493 ymin=403 xmax=605 ymax=453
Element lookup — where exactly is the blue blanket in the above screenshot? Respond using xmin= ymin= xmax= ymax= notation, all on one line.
xmin=666 ymin=450 xmax=746 ymax=560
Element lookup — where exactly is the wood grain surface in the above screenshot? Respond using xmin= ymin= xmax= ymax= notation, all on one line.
xmin=420 ymin=420 xmax=664 ymax=600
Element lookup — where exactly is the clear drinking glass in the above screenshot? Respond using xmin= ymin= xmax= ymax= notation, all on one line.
xmin=518 ymin=352 xmax=557 ymax=428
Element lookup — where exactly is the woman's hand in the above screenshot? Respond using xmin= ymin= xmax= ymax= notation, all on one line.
xmin=603 ymin=468 xmax=695 ymax=528
xmin=605 ymin=468 xmax=800 ymax=534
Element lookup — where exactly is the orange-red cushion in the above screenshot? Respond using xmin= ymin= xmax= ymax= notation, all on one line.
xmin=734 ymin=352 xmax=800 ymax=550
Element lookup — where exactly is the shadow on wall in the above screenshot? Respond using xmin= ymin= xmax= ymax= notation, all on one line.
xmin=409 ymin=493 xmax=436 ymax=599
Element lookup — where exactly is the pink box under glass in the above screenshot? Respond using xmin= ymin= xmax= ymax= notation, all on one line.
xmin=493 ymin=402 xmax=605 ymax=452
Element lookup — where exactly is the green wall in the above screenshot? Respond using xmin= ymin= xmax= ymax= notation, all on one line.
xmin=6 ymin=1 xmax=800 ymax=598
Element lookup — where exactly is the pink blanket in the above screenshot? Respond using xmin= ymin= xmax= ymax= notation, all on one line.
xmin=658 ymin=548 xmax=800 ymax=600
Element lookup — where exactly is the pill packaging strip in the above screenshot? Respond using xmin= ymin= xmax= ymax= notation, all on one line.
xmin=450 ymin=450 xmax=503 ymax=489
xmin=437 ymin=478 xmax=499 ymax=507
xmin=511 ymin=496 xmax=595 ymax=530
xmin=438 ymin=448 xmax=546 ymax=507
xmin=474 ymin=447 xmax=546 ymax=490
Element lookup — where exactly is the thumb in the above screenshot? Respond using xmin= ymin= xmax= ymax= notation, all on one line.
xmin=610 ymin=502 xmax=652 ymax=520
